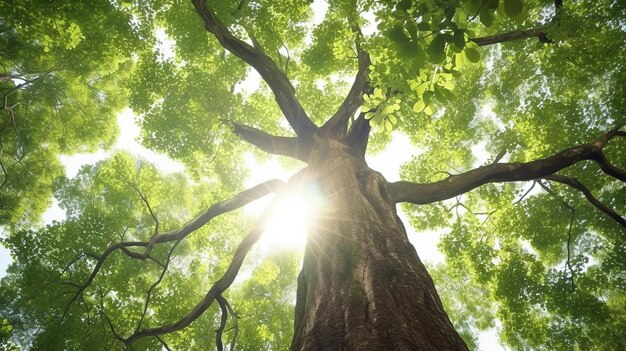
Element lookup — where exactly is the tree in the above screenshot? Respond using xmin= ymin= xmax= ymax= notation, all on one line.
xmin=1 ymin=0 xmax=625 ymax=350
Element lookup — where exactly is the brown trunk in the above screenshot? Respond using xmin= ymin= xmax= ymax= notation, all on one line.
xmin=289 ymin=139 xmax=468 ymax=351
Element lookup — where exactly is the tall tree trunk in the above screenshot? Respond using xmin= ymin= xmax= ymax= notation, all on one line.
xmin=289 ymin=139 xmax=468 ymax=350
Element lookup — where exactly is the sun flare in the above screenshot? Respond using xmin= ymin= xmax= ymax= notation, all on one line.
xmin=264 ymin=193 xmax=311 ymax=247
xmin=268 ymin=183 xmax=325 ymax=246
xmin=251 ymin=182 xmax=324 ymax=251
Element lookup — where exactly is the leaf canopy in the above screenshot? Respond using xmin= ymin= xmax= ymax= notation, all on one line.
xmin=1 ymin=0 xmax=625 ymax=350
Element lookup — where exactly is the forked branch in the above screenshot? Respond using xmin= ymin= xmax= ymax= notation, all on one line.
xmin=192 ymin=0 xmax=317 ymax=138
xmin=122 ymin=201 xmax=275 ymax=346
xmin=543 ymin=174 xmax=626 ymax=227
xmin=63 ymin=180 xmax=284 ymax=316
xmin=322 ymin=17 xmax=371 ymax=137
xmin=344 ymin=112 xmax=371 ymax=158
xmin=391 ymin=126 xmax=625 ymax=204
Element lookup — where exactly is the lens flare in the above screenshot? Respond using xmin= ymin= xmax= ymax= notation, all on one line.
xmin=262 ymin=181 xmax=324 ymax=249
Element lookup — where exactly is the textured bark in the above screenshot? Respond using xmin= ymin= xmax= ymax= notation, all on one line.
xmin=471 ymin=29 xmax=551 ymax=46
xmin=289 ymin=139 xmax=467 ymax=351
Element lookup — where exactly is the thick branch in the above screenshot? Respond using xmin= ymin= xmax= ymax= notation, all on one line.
xmin=391 ymin=128 xmax=624 ymax=204
xmin=544 ymin=174 xmax=626 ymax=227
xmin=471 ymin=29 xmax=551 ymax=46
xmin=123 ymin=203 xmax=274 ymax=346
xmin=344 ymin=112 xmax=371 ymax=158
xmin=192 ymin=0 xmax=317 ymax=138
xmin=321 ymin=19 xmax=371 ymax=137
xmin=232 ymin=122 xmax=311 ymax=162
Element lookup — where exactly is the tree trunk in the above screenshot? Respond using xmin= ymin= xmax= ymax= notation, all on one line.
xmin=289 ymin=139 xmax=468 ymax=350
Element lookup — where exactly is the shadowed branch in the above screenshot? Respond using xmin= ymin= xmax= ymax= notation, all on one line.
xmin=192 ymin=0 xmax=317 ymax=138
xmin=122 ymin=201 xmax=275 ymax=346
xmin=344 ymin=112 xmax=371 ymax=158
xmin=321 ymin=16 xmax=371 ymax=137
xmin=391 ymin=126 xmax=625 ymax=204
xmin=543 ymin=174 xmax=626 ymax=227
xmin=215 ymin=294 xmax=228 ymax=351
xmin=471 ymin=29 xmax=551 ymax=46
xmin=232 ymin=122 xmax=311 ymax=162
xmin=62 ymin=179 xmax=284 ymax=317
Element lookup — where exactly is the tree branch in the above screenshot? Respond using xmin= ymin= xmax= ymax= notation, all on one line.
xmin=537 ymin=180 xmax=576 ymax=291
xmin=391 ymin=127 xmax=625 ymax=204
xmin=156 ymin=336 xmax=173 ymax=351
xmin=223 ymin=297 xmax=239 ymax=351
xmin=63 ymin=180 xmax=284 ymax=316
xmin=543 ymin=174 xmax=626 ymax=227
xmin=122 ymin=201 xmax=275 ymax=346
xmin=215 ymin=294 xmax=228 ymax=351
xmin=192 ymin=0 xmax=318 ymax=138
xmin=321 ymin=18 xmax=371 ymax=137
xmin=135 ymin=239 xmax=182 ymax=333
xmin=232 ymin=122 xmax=311 ymax=162
xmin=471 ymin=29 xmax=551 ymax=46
xmin=344 ymin=112 xmax=371 ymax=158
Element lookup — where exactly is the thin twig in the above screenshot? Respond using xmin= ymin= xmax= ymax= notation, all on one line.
xmin=544 ymin=174 xmax=626 ymax=227
xmin=538 ymin=180 xmax=576 ymax=291
xmin=512 ymin=181 xmax=537 ymax=206
xmin=156 ymin=336 xmax=173 ymax=351
xmin=122 ymin=195 xmax=280 ymax=346
xmin=135 ymin=239 xmax=182 ymax=332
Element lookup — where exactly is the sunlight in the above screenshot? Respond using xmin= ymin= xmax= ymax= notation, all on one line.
xmin=255 ymin=182 xmax=325 ymax=252
xmin=263 ymin=191 xmax=315 ymax=248
xmin=243 ymin=154 xmax=326 ymax=252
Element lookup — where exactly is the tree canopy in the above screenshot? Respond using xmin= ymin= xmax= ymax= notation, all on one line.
xmin=1 ymin=0 xmax=624 ymax=350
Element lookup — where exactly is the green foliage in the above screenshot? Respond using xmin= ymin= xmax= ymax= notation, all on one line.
xmin=362 ymin=88 xmax=401 ymax=131
xmin=0 ymin=0 xmax=624 ymax=350
xmin=0 ymin=0 xmax=140 ymax=225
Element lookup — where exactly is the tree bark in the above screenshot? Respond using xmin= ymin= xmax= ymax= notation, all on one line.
xmin=289 ymin=139 xmax=467 ymax=351
xmin=471 ymin=29 xmax=551 ymax=46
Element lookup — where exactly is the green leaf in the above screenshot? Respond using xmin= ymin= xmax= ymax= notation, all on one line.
xmin=423 ymin=103 xmax=435 ymax=115
xmin=413 ymin=100 xmax=426 ymax=112
xmin=486 ymin=0 xmax=499 ymax=9
xmin=427 ymin=35 xmax=446 ymax=64
xmin=417 ymin=22 xmax=431 ymax=31
xmin=454 ymin=53 xmax=466 ymax=68
xmin=452 ymin=29 xmax=466 ymax=50
xmin=464 ymin=47 xmax=481 ymax=63
xmin=374 ymin=88 xmax=385 ymax=99
xmin=397 ymin=0 xmax=412 ymax=12
xmin=434 ymin=85 xmax=448 ymax=102
xmin=386 ymin=23 xmax=408 ymax=44
xmin=480 ymin=8 xmax=493 ymax=27
xmin=464 ymin=0 xmax=483 ymax=14
xmin=504 ymin=0 xmax=523 ymax=19
xmin=385 ymin=119 xmax=393 ymax=131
